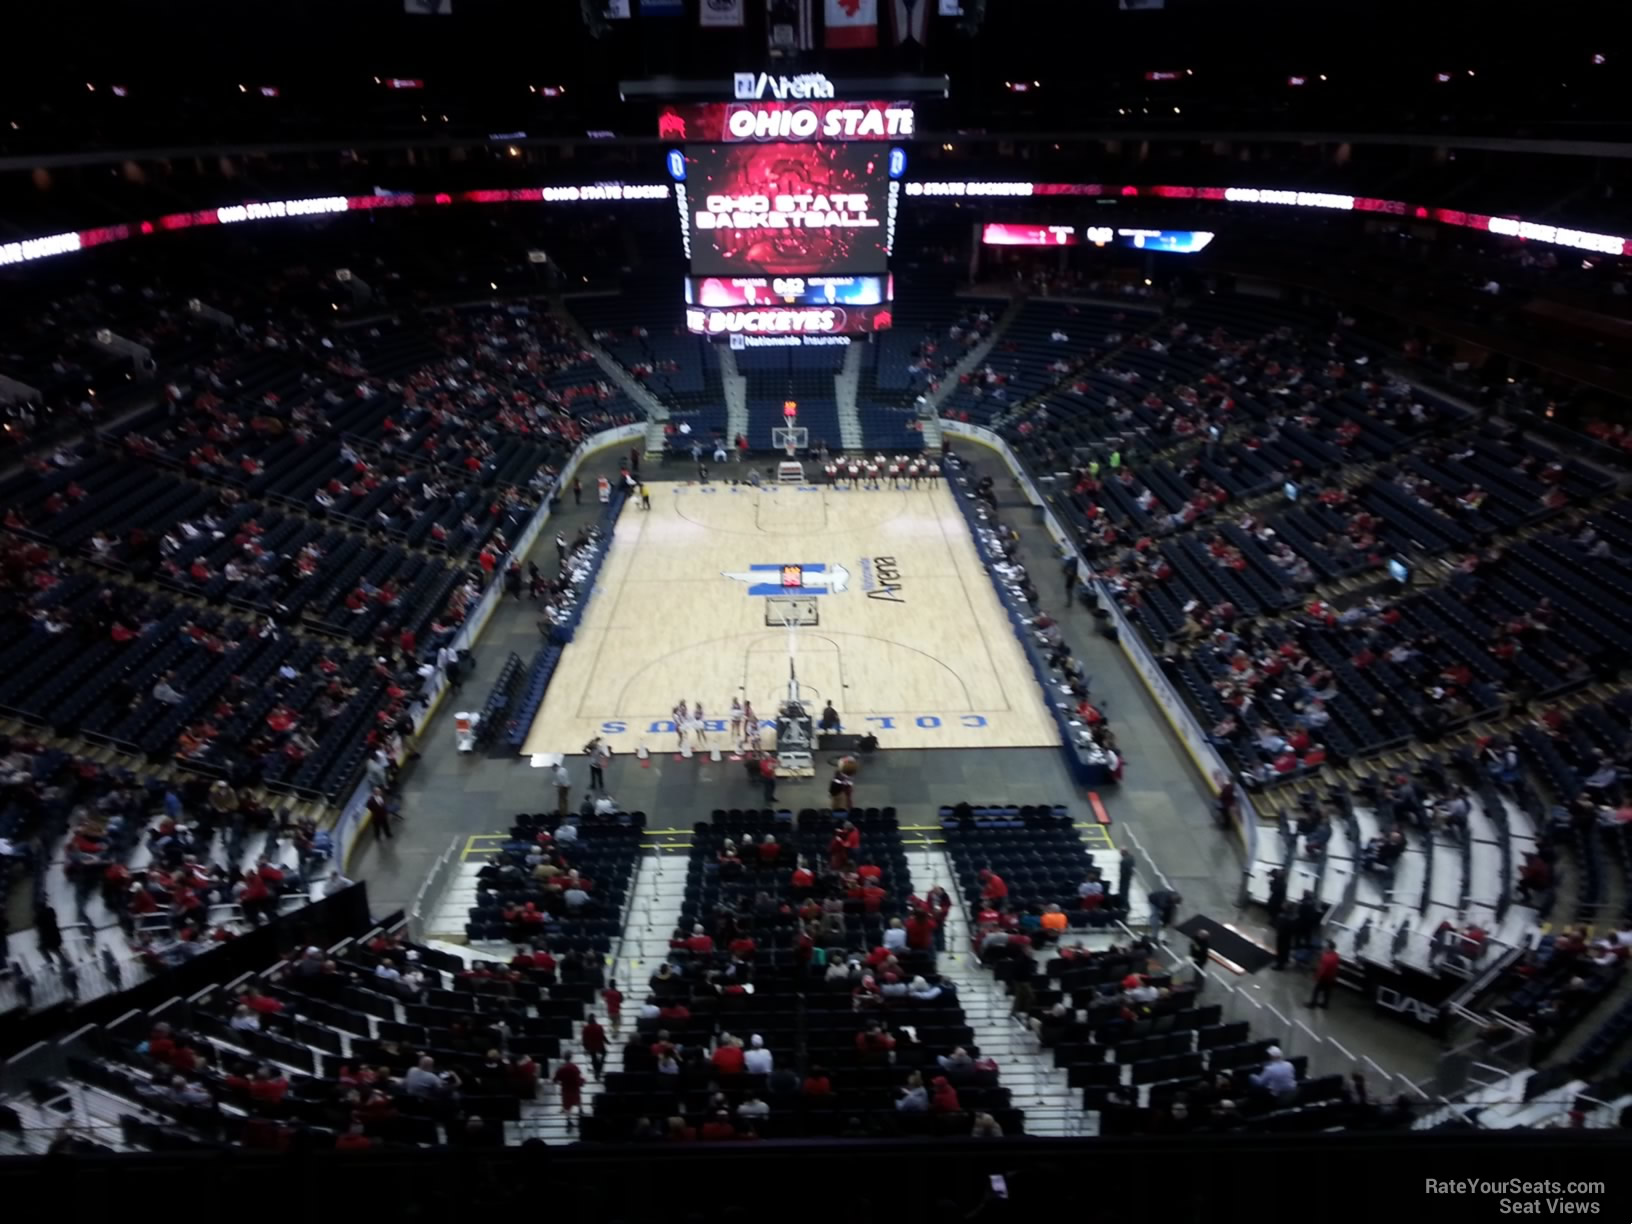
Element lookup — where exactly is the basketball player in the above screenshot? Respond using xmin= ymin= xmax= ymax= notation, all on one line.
xmin=673 ymin=699 xmax=689 ymax=749
xmin=741 ymin=699 xmax=759 ymax=751
xmin=729 ymin=697 xmax=744 ymax=743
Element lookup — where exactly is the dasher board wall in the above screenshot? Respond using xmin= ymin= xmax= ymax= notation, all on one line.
xmin=520 ymin=480 xmax=1062 ymax=756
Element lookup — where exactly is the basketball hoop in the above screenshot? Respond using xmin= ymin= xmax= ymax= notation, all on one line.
xmin=771 ymin=423 xmax=808 ymax=460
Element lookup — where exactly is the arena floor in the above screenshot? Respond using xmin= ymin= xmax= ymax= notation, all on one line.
xmin=519 ymin=478 xmax=1063 ymax=756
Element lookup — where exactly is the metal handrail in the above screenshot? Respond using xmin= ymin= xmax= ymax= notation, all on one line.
xmin=406 ymin=833 xmax=463 ymax=941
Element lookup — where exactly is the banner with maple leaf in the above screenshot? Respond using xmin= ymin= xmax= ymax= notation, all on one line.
xmin=825 ymin=0 xmax=878 ymax=48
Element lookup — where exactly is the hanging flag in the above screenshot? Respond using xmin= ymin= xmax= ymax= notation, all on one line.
xmin=1119 ymin=0 xmax=1165 ymax=8
xmin=642 ymin=0 xmax=685 ymax=14
xmin=824 ymin=0 xmax=878 ymax=48
xmin=605 ymin=0 xmax=632 ymax=16
xmin=700 ymin=0 xmax=746 ymax=25
xmin=404 ymin=0 xmax=452 ymax=12
xmin=936 ymin=0 xmax=962 ymax=13
xmin=768 ymin=0 xmax=814 ymax=50
xmin=886 ymin=0 xmax=928 ymax=45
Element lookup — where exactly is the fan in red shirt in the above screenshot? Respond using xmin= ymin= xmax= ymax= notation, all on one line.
xmin=980 ymin=869 xmax=1008 ymax=902
xmin=854 ymin=1021 xmax=896 ymax=1060
xmin=681 ymin=925 xmax=714 ymax=955
xmin=601 ymin=982 xmax=623 ymax=1030
xmin=249 ymin=1067 xmax=289 ymax=1106
xmin=581 ymin=1016 xmax=609 ymax=1080
xmin=335 ymin=1122 xmax=374 ymax=1151
xmin=905 ymin=911 xmax=937 ymax=951
xmin=697 ymin=1109 xmax=737 ymax=1141
xmin=241 ymin=988 xmax=284 ymax=1015
xmin=553 ymin=1053 xmax=585 ymax=1128
xmin=146 ymin=1024 xmax=177 ymax=1063
xmin=711 ymin=1037 xmax=746 ymax=1076
xmin=1309 ymin=941 xmax=1341 ymax=1008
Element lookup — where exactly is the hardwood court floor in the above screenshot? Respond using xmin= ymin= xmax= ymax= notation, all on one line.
xmin=519 ymin=479 xmax=1062 ymax=756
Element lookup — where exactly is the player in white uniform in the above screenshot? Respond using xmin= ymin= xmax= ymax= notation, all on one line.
xmin=741 ymin=699 xmax=758 ymax=751
xmin=729 ymin=697 xmax=744 ymax=742
xmin=673 ymin=699 xmax=689 ymax=749
xmin=691 ymin=701 xmax=708 ymax=746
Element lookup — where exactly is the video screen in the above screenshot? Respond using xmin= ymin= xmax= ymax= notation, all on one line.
xmin=982 ymin=223 xmax=1080 ymax=246
xmin=687 ymin=143 xmax=889 ymax=276
xmin=684 ymin=302 xmax=893 ymax=337
xmin=684 ymin=274 xmax=890 ymax=308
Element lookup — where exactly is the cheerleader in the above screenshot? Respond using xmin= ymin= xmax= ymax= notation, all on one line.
xmin=691 ymin=700 xmax=708 ymax=746
xmin=729 ymin=697 xmax=744 ymax=743
xmin=672 ymin=699 xmax=689 ymax=749
xmin=741 ymin=700 xmax=758 ymax=750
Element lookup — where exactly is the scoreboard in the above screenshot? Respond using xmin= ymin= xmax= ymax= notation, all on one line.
xmin=662 ymin=77 xmax=908 ymax=338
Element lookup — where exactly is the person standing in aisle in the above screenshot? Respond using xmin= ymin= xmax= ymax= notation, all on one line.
xmin=572 ymin=477 xmax=582 ymax=506
xmin=730 ymin=697 xmax=744 ymax=745
xmin=367 ymin=787 xmax=394 ymax=841
xmin=760 ymin=754 xmax=779 ymax=805
xmin=586 ymin=737 xmax=611 ymax=792
xmin=1146 ymin=887 xmax=1181 ymax=942
xmin=553 ymin=1052 xmax=584 ymax=1130
xmin=629 ymin=445 xmax=641 ymax=476
xmin=553 ymin=760 xmax=572 ymax=817
xmin=829 ymin=762 xmax=855 ymax=812
xmin=640 ymin=483 xmax=650 ymax=510
xmin=1117 ymin=848 xmax=1137 ymax=908
xmin=1308 ymin=941 xmax=1341 ymax=1008
xmin=1189 ymin=928 xmax=1212 ymax=974
xmin=581 ymin=1015 xmax=609 ymax=1081
xmin=437 ymin=642 xmax=461 ymax=690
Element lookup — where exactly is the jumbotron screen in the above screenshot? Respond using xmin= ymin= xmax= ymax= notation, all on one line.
xmin=686 ymin=143 xmax=890 ymax=277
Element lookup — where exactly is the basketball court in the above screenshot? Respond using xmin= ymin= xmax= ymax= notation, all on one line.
xmin=519 ymin=477 xmax=1063 ymax=756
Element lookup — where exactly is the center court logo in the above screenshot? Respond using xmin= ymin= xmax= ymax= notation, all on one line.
xmin=722 ymin=562 xmax=849 ymax=596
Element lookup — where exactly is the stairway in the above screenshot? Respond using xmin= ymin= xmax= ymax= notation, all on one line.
xmin=835 ymin=340 xmax=864 ymax=450
xmin=922 ymin=295 xmax=1023 ymax=417
xmin=548 ymin=299 xmax=671 ymax=437
xmin=718 ymin=343 xmax=749 ymax=446
xmin=903 ymin=847 xmax=1083 ymax=1136
xmin=516 ymin=849 xmax=691 ymax=1143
